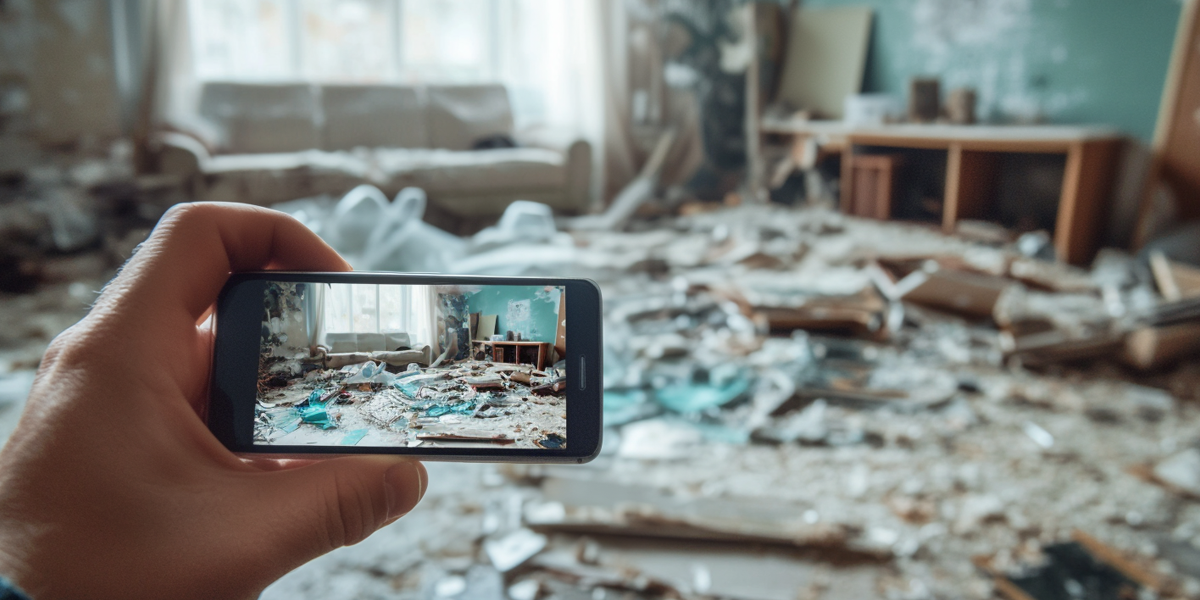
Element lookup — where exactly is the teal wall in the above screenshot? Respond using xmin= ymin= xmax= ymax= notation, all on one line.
xmin=801 ymin=0 xmax=1181 ymax=140
xmin=465 ymin=286 xmax=561 ymax=343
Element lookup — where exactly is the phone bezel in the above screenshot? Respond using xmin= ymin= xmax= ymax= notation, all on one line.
xmin=209 ymin=271 xmax=602 ymax=463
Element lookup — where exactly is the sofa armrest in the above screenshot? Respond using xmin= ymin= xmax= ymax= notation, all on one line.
xmin=149 ymin=131 xmax=211 ymax=177
xmin=514 ymin=128 xmax=592 ymax=213
xmin=562 ymin=138 xmax=593 ymax=214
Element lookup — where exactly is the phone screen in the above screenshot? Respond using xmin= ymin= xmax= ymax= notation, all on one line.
xmin=253 ymin=281 xmax=569 ymax=451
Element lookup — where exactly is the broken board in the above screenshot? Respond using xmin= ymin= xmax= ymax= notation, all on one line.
xmin=416 ymin=426 xmax=515 ymax=444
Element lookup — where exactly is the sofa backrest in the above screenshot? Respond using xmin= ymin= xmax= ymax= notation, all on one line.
xmin=195 ymin=82 xmax=513 ymax=154
xmin=322 ymin=85 xmax=428 ymax=151
xmin=426 ymin=84 xmax=514 ymax=151
xmin=198 ymin=82 xmax=321 ymax=154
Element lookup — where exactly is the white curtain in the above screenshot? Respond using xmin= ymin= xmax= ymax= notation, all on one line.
xmin=144 ymin=0 xmax=659 ymax=208
xmin=426 ymin=288 xmax=443 ymax=359
xmin=144 ymin=0 xmax=205 ymax=134
xmin=306 ymin=282 xmax=327 ymax=353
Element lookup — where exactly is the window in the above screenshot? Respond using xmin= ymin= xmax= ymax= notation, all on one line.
xmin=187 ymin=0 xmax=601 ymax=132
xmin=324 ymin=284 xmax=431 ymax=345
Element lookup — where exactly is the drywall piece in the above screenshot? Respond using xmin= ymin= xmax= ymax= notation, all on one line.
xmin=526 ymin=476 xmax=857 ymax=551
xmin=591 ymin=537 xmax=883 ymax=600
xmin=475 ymin=314 xmax=497 ymax=341
xmin=776 ymin=6 xmax=873 ymax=119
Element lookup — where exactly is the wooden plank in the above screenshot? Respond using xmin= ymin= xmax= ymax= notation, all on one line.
xmin=944 ymin=147 xmax=999 ymax=232
xmin=760 ymin=118 xmax=1119 ymax=141
xmin=1123 ymin=321 xmax=1200 ymax=370
xmin=1071 ymin=530 xmax=1167 ymax=593
xmin=943 ymin=144 xmax=964 ymax=233
xmin=1135 ymin=0 xmax=1200 ymax=246
xmin=852 ymin=134 xmax=1072 ymax=153
xmin=848 ymin=154 xmax=899 ymax=219
xmin=840 ymin=146 xmax=855 ymax=213
xmin=1055 ymin=139 xmax=1124 ymax=265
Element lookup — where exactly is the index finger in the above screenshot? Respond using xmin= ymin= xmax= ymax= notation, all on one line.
xmin=95 ymin=203 xmax=351 ymax=331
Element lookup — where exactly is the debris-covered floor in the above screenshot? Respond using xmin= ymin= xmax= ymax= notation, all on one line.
xmin=256 ymin=361 xmax=569 ymax=450
xmin=4 ymin=204 xmax=1200 ymax=599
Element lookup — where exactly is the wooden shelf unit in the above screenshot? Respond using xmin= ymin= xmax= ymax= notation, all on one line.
xmin=761 ymin=120 xmax=1125 ymax=265
xmin=475 ymin=340 xmax=552 ymax=372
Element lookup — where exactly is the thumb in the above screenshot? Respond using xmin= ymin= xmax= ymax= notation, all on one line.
xmin=250 ymin=457 xmax=427 ymax=561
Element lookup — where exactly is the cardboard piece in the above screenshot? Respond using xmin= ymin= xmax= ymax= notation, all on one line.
xmin=776 ymin=6 xmax=873 ymax=119
xmin=898 ymin=268 xmax=1011 ymax=319
xmin=474 ymin=314 xmax=497 ymax=341
xmin=416 ymin=426 xmax=514 ymax=444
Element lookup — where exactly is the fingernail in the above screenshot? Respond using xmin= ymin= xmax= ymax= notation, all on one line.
xmin=383 ymin=462 xmax=423 ymax=520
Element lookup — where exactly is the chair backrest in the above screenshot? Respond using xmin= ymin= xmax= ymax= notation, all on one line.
xmin=321 ymin=85 xmax=429 ymax=151
xmin=426 ymin=84 xmax=514 ymax=150
xmin=197 ymin=82 xmax=321 ymax=154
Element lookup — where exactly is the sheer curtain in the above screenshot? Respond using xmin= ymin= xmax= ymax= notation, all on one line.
xmin=147 ymin=0 xmax=641 ymax=207
xmin=322 ymin=284 xmax=433 ymax=348
xmin=304 ymin=283 xmax=326 ymax=354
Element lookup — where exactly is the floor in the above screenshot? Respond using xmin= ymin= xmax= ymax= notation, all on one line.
xmin=1 ymin=204 xmax=1199 ymax=599
xmin=256 ymin=362 xmax=568 ymax=450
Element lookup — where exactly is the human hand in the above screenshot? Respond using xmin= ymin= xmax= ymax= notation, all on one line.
xmin=0 ymin=203 xmax=428 ymax=599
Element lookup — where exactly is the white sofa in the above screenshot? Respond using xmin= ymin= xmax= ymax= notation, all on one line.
xmin=152 ymin=83 xmax=592 ymax=222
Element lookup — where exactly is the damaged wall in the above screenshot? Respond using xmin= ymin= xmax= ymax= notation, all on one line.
xmin=465 ymin=286 xmax=560 ymax=343
xmin=804 ymin=0 xmax=1180 ymax=140
xmin=263 ymin=282 xmax=311 ymax=360
xmin=1 ymin=0 xmax=124 ymax=148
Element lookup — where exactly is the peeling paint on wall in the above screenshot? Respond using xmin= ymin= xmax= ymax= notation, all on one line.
xmin=806 ymin=0 xmax=1180 ymax=139
xmin=466 ymin=285 xmax=561 ymax=344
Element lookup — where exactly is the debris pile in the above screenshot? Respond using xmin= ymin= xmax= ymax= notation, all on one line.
xmin=255 ymin=358 xmax=567 ymax=450
xmin=254 ymin=201 xmax=1200 ymax=599
xmin=3 ymin=181 xmax=1200 ymax=598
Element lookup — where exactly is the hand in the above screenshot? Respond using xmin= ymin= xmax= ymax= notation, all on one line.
xmin=0 ymin=203 xmax=428 ymax=599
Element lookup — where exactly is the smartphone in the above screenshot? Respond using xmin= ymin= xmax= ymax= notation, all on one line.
xmin=208 ymin=272 xmax=603 ymax=463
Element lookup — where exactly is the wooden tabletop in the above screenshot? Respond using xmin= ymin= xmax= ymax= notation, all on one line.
xmin=474 ymin=340 xmax=549 ymax=346
xmin=760 ymin=118 xmax=1122 ymax=143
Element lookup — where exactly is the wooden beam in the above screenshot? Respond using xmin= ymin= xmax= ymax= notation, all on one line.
xmin=944 ymin=147 xmax=999 ymax=232
xmin=1134 ymin=0 xmax=1200 ymax=248
xmin=1055 ymin=139 xmax=1123 ymax=265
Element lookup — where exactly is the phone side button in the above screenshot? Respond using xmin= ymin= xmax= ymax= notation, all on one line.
xmin=579 ymin=357 xmax=586 ymax=390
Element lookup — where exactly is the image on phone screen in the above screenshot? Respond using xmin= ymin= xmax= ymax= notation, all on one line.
xmin=254 ymin=282 xmax=568 ymax=450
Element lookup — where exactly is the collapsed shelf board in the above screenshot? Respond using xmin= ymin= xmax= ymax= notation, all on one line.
xmin=761 ymin=120 xmax=1125 ymax=265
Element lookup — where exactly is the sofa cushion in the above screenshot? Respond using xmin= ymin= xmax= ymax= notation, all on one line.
xmin=426 ymin=85 xmax=513 ymax=151
xmin=371 ymin=148 xmax=564 ymax=192
xmin=322 ymin=85 xmax=428 ymax=151
xmin=198 ymin=82 xmax=321 ymax=154
xmin=355 ymin=333 xmax=387 ymax=352
xmin=205 ymin=149 xmax=372 ymax=179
